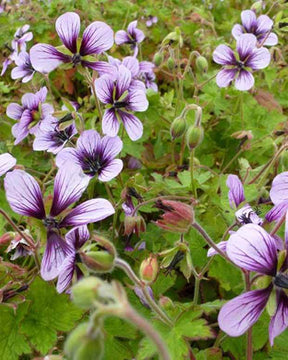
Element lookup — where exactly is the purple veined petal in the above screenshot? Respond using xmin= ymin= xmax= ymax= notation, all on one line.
xmin=0 ymin=153 xmax=16 ymax=176
xmin=226 ymin=174 xmax=245 ymax=209
xmin=115 ymin=30 xmax=130 ymax=45
xmin=81 ymin=60 xmax=115 ymax=76
xmin=269 ymin=291 xmax=288 ymax=346
xmin=207 ymin=241 xmax=227 ymax=257
xmin=213 ymin=45 xmax=237 ymax=65
xmin=236 ymin=33 xmax=257 ymax=61
xmin=266 ymin=201 xmax=288 ymax=222
xmin=256 ymin=15 xmax=273 ymax=34
xmin=21 ymin=93 xmax=39 ymax=110
xmin=231 ymin=24 xmax=244 ymax=40
xmin=246 ymin=47 xmax=271 ymax=70
xmin=241 ymin=10 xmax=257 ymax=32
xmin=13 ymin=110 xmax=33 ymax=144
xmin=36 ymin=87 xmax=48 ymax=103
xmin=77 ymin=129 xmax=101 ymax=157
xmin=41 ymin=230 xmax=73 ymax=281
xmin=130 ymin=79 xmax=146 ymax=92
xmin=80 ymin=21 xmax=114 ymax=56
xmin=263 ymin=32 xmax=278 ymax=46
xmin=55 ymin=147 xmax=80 ymax=168
xmin=50 ymin=164 xmax=90 ymax=217
xmin=127 ymin=88 xmax=148 ymax=112
xmin=118 ymin=110 xmax=143 ymax=141
xmin=101 ymin=135 xmax=123 ymax=162
xmin=6 ymin=103 xmax=23 ymax=120
xmin=108 ymin=55 xmax=121 ymax=68
xmin=98 ymin=159 xmax=123 ymax=182
xmin=218 ymin=286 xmax=272 ymax=337
xmin=235 ymin=204 xmax=263 ymax=226
xmin=122 ymin=56 xmax=140 ymax=77
xmin=226 ymin=224 xmax=278 ymax=275
xmin=60 ymin=198 xmax=115 ymax=227
xmin=216 ymin=68 xmax=237 ymax=88
xmin=1 ymin=58 xmax=12 ymax=76
xmin=30 ymin=44 xmax=71 ymax=74
xmin=4 ymin=169 xmax=46 ymax=219
xmin=94 ymin=75 xmax=114 ymax=104
xmin=22 ymin=72 xmax=35 ymax=83
xmin=270 ymin=172 xmax=288 ymax=205
xmin=235 ymin=70 xmax=254 ymax=91
xmin=134 ymin=285 xmax=154 ymax=308
xmin=102 ymin=108 xmax=120 ymax=137
xmin=55 ymin=12 xmax=80 ymax=54
xmin=56 ymin=253 xmax=76 ymax=293
xmin=65 ymin=225 xmax=90 ymax=249
xmin=11 ymin=66 xmax=31 ymax=80
xmin=116 ymin=65 xmax=132 ymax=98
xmin=139 ymin=61 xmax=154 ymax=73
xmin=132 ymin=28 xmax=145 ymax=43
xmin=127 ymin=20 xmax=145 ymax=43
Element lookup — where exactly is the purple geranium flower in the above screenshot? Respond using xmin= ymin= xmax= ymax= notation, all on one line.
xmin=138 ymin=61 xmax=158 ymax=92
xmin=33 ymin=120 xmax=77 ymax=154
xmin=218 ymin=222 xmax=288 ymax=346
xmin=95 ymin=65 xmax=148 ymax=141
xmin=115 ymin=20 xmax=145 ymax=56
xmin=213 ymin=33 xmax=271 ymax=90
xmin=6 ymin=87 xmax=54 ymax=144
xmin=12 ymin=24 xmax=33 ymax=52
xmin=4 ymin=164 xmax=114 ymax=280
xmin=145 ymin=16 xmax=158 ymax=28
xmin=11 ymin=51 xmax=35 ymax=83
xmin=55 ymin=130 xmax=123 ymax=181
xmin=56 ymin=225 xmax=89 ymax=293
xmin=232 ymin=10 xmax=278 ymax=46
xmin=0 ymin=153 xmax=16 ymax=176
xmin=266 ymin=172 xmax=288 ymax=222
xmin=30 ymin=12 xmax=114 ymax=74
xmin=1 ymin=47 xmax=18 ymax=76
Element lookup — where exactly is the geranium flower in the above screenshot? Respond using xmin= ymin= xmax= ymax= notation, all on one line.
xmin=6 ymin=87 xmax=55 ymax=144
xmin=218 ymin=222 xmax=288 ymax=345
xmin=115 ymin=20 xmax=145 ymax=56
xmin=30 ymin=12 xmax=114 ymax=74
xmin=138 ymin=61 xmax=158 ymax=92
xmin=145 ymin=16 xmax=158 ymax=28
xmin=95 ymin=65 xmax=148 ymax=141
xmin=56 ymin=129 xmax=123 ymax=182
xmin=12 ymin=24 xmax=33 ymax=52
xmin=4 ymin=164 xmax=114 ymax=281
xmin=232 ymin=10 xmax=278 ymax=46
xmin=266 ymin=172 xmax=288 ymax=222
xmin=213 ymin=33 xmax=271 ymax=90
xmin=0 ymin=153 xmax=16 ymax=176
xmin=11 ymin=51 xmax=35 ymax=83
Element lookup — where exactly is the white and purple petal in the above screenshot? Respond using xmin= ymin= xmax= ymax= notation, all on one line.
xmin=226 ymin=174 xmax=245 ymax=209
xmin=118 ymin=110 xmax=143 ymax=141
xmin=235 ymin=70 xmax=254 ymax=91
xmin=102 ymin=108 xmax=120 ymax=137
xmin=207 ymin=241 xmax=227 ymax=257
xmin=216 ymin=68 xmax=237 ymax=88
xmin=266 ymin=201 xmax=288 ymax=222
xmin=65 ymin=225 xmax=90 ymax=249
xmin=80 ymin=21 xmax=114 ymax=56
xmin=236 ymin=33 xmax=257 ymax=62
xmin=6 ymin=103 xmax=23 ymax=120
xmin=55 ymin=12 xmax=80 ymax=53
xmin=56 ymin=253 xmax=76 ymax=293
xmin=270 ymin=172 xmax=288 ymax=205
xmin=94 ymin=75 xmax=114 ymax=104
xmin=246 ymin=47 xmax=271 ymax=70
xmin=98 ymin=159 xmax=123 ymax=182
xmin=231 ymin=24 xmax=244 ymax=40
xmin=0 ymin=153 xmax=16 ymax=176
xmin=269 ymin=291 xmax=288 ymax=346
xmin=241 ymin=10 xmax=257 ymax=32
xmin=213 ymin=45 xmax=237 ymax=66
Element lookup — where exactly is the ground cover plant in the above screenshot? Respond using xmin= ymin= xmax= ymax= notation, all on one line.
xmin=0 ymin=0 xmax=288 ymax=359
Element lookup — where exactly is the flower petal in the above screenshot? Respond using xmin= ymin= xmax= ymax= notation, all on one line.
xmin=102 ymin=108 xmax=120 ymax=137
xmin=270 ymin=172 xmax=288 ymax=205
xmin=55 ymin=148 xmax=80 ymax=168
xmin=101 ymin=135 xmax=123 ymax=162
xmin=236 ymin=34 xmax=257 ymax=61
xmin=235 ymin=70 xmax=254 ymax=91
xmin=65 ymin=225 xmax=90 ymax=249
xmin=213 ymin=45 xmax=236 ymax=65
xmin=226 ymin=174 xmax=245 ymax=208
xmin=94 ymin=75 xmax=114 ymax=104
xmin=226 ymin=224 xmax=277 ymax=275
xmin=122 ymin=56 xmax=140 ymax=77
xmin=6 ymin=103 xmax=23 ymax=120
xmin=256 ymin=15 xmax=273 ymax=34
xmin=4 ymin=169 xmax=46 ymax=219
xmin=98 ymin=159 xmax=123 ymax=182
xmin=60 ymin=198 xmax=115 ymax=227
xmin=235 ymin=204 xmax=263 ymax=225
xmin=263 ymin=32 xmax=278 ymax=46
xmin=50 ymin=164 xmax=90 ymax=217
xmin=269 ymin=291 xmax=288 ymax=346
xmin=80 ymin=21 xmax=114 ymax=56
xmin=266 ymin=201 xmax=288 ymax=222
xmin=241 ymin=10 xmax=257 ymax=32
xmin=30 ymin=44 xmax=71 ymax=73
xmin=127 ymin=88 xmax=148 ymax=112
xmin=81 ymin=60 xmax=115 ymax=76
xmin=0 ymin=153 xmax=16 ymax=176
xmin=115 ymin=30 xmax=130 ymax=45
xmin=56 ymin=254 xmax=76 ymax=293
xmin=77 ymin=129 xmax=101 ymax=157
xmin=12 ymin=110 xmax=33 ymax=144
xmin=116 ymin=65 xmax=132 ymax=98
xmin=218 ymin=287 xmax=272 ymax=337
xmin=118 ymin=110 xmax=143 ymax=141
xmin=216 ymin=68 xmax=237 ymax=88
xmin=231 ymin=24 xmax=244 ymax=40
xmin=55 ymin=12 xmax=80 ymax=53
xmin=207 ymin=241 xmax=227 ymax=257
xmin=246 ymin=47 xmax=271 ymax=70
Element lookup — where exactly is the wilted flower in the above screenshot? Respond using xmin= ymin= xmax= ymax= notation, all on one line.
xmin=115 ymin=20 xmax=145 ymax=56
xmin=218 ymin=223 xmax=288 ymax=346
xmin=12 ymin=24 xmax=33 ymax=52
xmin=11 ymin=51 xmax=35 ymax=83
xmin=266 ymin=172 xmax=288 ymax=222
xmin=6 ymin=87 xmax=55 ymax=144
xmin=95 ymin=65 xmax=148 ymax=141
xmin=213 ymin=33 xmax=271 ymax=90
xmin=6 ymin=231 xmax=34 ymax=260
xmin=0 ymin=153 xmax=16 ymax=176
xmin=56 ymin=130 xmax=123 ymax=181
xmin=30 ymin=12 xmax=114 ymax=74
xmin=232 ymin=10 xmax=278 ymax=46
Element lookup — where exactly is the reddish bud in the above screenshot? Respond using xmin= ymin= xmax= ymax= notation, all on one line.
xmin=0 ymin=232 xmax=14 ymax=246
xmin=139 ymin=255 xmax=159 ymax=283
xmin=124 ymin=215 xmax=146 ymax=236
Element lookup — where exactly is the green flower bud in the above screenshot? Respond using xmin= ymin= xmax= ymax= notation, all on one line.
xmin=167 ymin=57 xmax=175 ymax=70
xmin=170 ymin=116 xmax=187 ymax=140
xmin=71 ymin=277 xmax=103 ymax=309
xmin=195 ymin=56 xmax=208 ymax=73
xmin=153 ymin=52 xmax=163 ymax=66
xmin=124 ymin=215 xmax=146 ymax=236
xmin=139 ymin=255 xmax=159 ymax=283
xmin=186 ymin=125 xmax=204 ymax=150
xmin=80 ymin=251 xmax=115 ymax=273
xmin=251 ymin=1 xmax=263 ymax=13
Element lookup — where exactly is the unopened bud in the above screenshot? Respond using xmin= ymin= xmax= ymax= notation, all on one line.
xmin=153 ymin=52 xmax=163 ymax=66
xmin=124 ymin=215 xmax=146 ymax=236
xmin=251 ymin=1 xmax=263 ymax=12
xmin=186 ymin=125 xmax=204 ymax=150
xmin=0 ymin=232 xmax=14 ymax=246
xmin=71 ymin=277 xmax=103 ymax=309
xmin=170 ymin=116 xmax=186 ymax=140
xmin=167 ymin=57 xmax=175 ymax=70
xmin=195 ymin=56 xmax=208 ymax=73
xmin=159 ymin=296 xmax=174 ymax=310
xmin=139 ymin=255 xmax=159 ymax=283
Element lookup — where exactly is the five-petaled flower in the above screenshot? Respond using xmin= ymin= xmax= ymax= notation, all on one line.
xmin=213 ymin=33 xmax=271 ymax=90
xmin=11 ymin=51 xmax=35 ymax=83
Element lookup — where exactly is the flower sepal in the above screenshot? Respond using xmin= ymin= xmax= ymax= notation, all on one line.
xmin=266 ymin=288 xmax=277 ymax=317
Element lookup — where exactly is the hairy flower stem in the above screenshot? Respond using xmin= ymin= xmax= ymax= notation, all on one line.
xmin=270 ymin=212 xmax=286 ymax=236
xmin=193 ymin=277 xmax=200 ymax=305
xmin=245 ymin=271 xmax=253 ymax=360
xmin=190 ymin=151 xmax=197 ymax=198
xmin=114 ymin=258 xmax=173 ymax=327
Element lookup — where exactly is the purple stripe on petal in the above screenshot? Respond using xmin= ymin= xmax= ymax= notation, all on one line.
xmin=102 ymin=108 xmax=120 ymax=137
xmin=4 ymin=169 xmax=46 ymax=219
xmin=269 ymin=291 xmax=288 ymax=346
xmin=77 ymin=129 xmax=101 ymax=157
xmin=56 ymin=254 xmax=76 ymax=293
xmin=0 ymin=153 xmax=16 ymax=176
xmin=55 ymin=148 xmax=80 ymax=168
xmin=115 ymin=30 xmax=130 ymax=45
xmin=265 ymin=201 xmax=288 ymax=222
xmin=226 ymin=174 xmax=245 ymax=208
xmin=98 ymin=159 xmax=123 ymax=182
xmin=118 ymin=110 xmax=143 ymax=141
xmin=218 ymin=286 xmax=272 ymax=337
xmin=50 ymin=164 xmax=90 ymax=217
xmin=101 ymin=135 xmax=123 ymax=162
xmin=65 ymin=225 xmax=90 ymax=249
xmin=213 ymin=45 xmax=236 ymax=66
xmin=55 ymin=12 xmax=80 ymax=54
xmin=235 ymin=70 xmax=254 ymax=91
xmin=226 ymin=224 xmax=277 ymax=275
xmin=81 ymin=60 xmax=115 ymax=76
xmin=241 ymin=10 xmax=257 ymax=32
xmin=246 ymin=47 xmax=271 ymax=70
xmin=6 ymin=103 xmax=23 ymax=120
xmin=94 ymin=75 xmax=114 ymax=104
xmin=216 ymin=68 xmax=237 ymax=88
xmin=256 ymin=15 xmax=273 ymax=34
xmin=116 ymin=65 xmax=132 ymax=98
xmin=270 ymin=172 xmax=288 ymax=205
xmin=231 ymin=24 xmax=244 ymax=40
xmin=80 ymin=21 xmax=114 ymax=56
xmin=122 ymin=56 xmax=140 ymax=77
xmin=207 ymin=241 xmax=227 ymax=257
xmin=263 ymin=33 xmax=278 ymax=46
xmin=237 ymin=34 xmax=257 ymax=61
xmin=127 ymin=88 xmax=149 ymax=112
xmin=60 ymin=198 xmax=114 ymax=227
xmin=13 ymin=110 xmax=33 ymax=144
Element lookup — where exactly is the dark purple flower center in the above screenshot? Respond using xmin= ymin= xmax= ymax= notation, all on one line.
xmin=72 ymin=53 xmax=82 ymax=67
xmin=113 ymin=101 xmax=127 ymax=109
xmin=53 ymin=128 xmax=71 ymax=143
xmin=274 ymin=273 xmax=288 ymax=289
xmin=236 ymin=60 xmax=245 ymax=69
xmin=43 ymin=217 xmax=59 ymax=229
xmin=83 ymin=157 xmax=102 ymax=176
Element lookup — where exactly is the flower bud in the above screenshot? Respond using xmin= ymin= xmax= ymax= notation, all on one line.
xmin=167 ymin=57 xmax=175 ymax=70
xmin=153 ymin=52 xmax=163 ymax=66
xmin=71 ymin=277 xmax=103 ymax=309
xmin=0 ymin=232 xmax=14 ymax=246
xmin=124 ymin=215 xmax=146 ymax=236
xmin=195 ymin=56 xmax=208 ymax=73
xmin=159 ymin=296 xmax=174 ymax=310
xmin=139 ymin=255 xmax=159 ymax=283
xmin=170 ymin=116 xmax=187 ymax=140
xmin=186 ymin=125 xmax=204 ymax=150
xmin=251 ymin=1 xmax=264 ymax=12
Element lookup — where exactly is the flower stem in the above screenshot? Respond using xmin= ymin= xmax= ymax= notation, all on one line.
xmin=193 ymin=277 xmax=200 ymax=305
xmin=190 ymin=150 xmax=197 ymax=198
